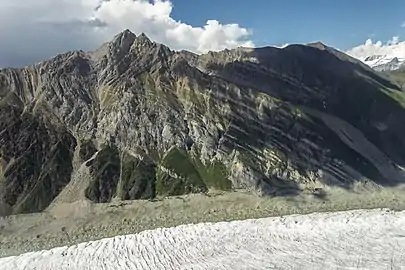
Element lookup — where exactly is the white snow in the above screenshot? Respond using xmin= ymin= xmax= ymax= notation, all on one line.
xmin=357 ymin=54 xmax=404 ymax=68
xmin=347 ymin=38 xmax=405 ymax=71
xmin=1 ymin=208 xmax=405 ymax=270
xmin=363 ymin=55 xmax=405 ymax=71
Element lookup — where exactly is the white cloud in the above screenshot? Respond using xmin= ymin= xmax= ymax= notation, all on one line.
xmin=346 ymin=36 xmax=405 ymax=60
xmin=0 ymin=0 xmax=254 ymax=67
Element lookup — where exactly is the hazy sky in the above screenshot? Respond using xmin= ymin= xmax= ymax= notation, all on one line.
xmin=0 ymin=0 xmax=404 ymax=67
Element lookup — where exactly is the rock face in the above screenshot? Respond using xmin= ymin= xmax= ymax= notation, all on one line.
xmin=1 ymin=31 xmax=405 ymax=216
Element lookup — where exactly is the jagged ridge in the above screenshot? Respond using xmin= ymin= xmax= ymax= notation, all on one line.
xmin=1 ymin=30 xmax=405 ymax=216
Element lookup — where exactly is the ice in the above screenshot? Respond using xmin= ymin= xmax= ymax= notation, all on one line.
xmin=1 ymin=208 xmax=405 ymax=269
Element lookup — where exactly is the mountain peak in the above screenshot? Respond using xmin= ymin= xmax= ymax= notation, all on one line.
xmin=138 ymin=32 xmax=149 ymax=39
xmin=391 ymin=57 xmax=399 ymax=63
xmin=115 ymin=29 xmax=136 ymax=39
xmin=306 ymin=41 xmax=328 ymax=50
xmin=135 ymin=32 xmax=153 ymax=46
xmin=112 ymin=29 xmax=137 ymax=47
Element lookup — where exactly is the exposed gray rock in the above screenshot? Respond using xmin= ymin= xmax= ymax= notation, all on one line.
xmin=1 ymin=30 xmax=405 ymax=215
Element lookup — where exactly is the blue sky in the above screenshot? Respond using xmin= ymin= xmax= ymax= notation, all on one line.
xmin=170 ymin=0 xmax=405 ymax=50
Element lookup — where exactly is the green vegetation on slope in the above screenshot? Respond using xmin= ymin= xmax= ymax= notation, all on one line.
xmin=194 ymin=159 xmax=232 ymax=191
xmin=386 ymin=70 xmax=405 ymax=90
xmin=85 ymin=145 xmax=120 ymax=203
xmin=381 ymin=87 xmax=405 ymax=108
xmin=82 ymin=145 xmax=230 ymax=202
xmin=156 ymin=147 xmax=232 ymax=196
xmin=117 ymin=152 xmax=156 ymax=200
xmin=156 ymin=147 xmax=207 ymax=196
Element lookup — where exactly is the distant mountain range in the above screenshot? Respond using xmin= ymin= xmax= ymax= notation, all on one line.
xmin=361 ymin=55 xmax=405 ymax=72
xmin=1 ymin=30 xmax=405 ymax=216
xmin=352 ymin=41 xmax=405 ymax=72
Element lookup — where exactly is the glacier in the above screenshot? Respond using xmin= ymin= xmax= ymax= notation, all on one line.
xmin=1 ymin=208 xmax=405 ymax=270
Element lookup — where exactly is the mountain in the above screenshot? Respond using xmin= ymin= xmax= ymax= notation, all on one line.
xmin=1 ymin=30 xmax=405 ymax=216
xmin=362 ymin=55 xmax=405 ymax=72
xmin=349 ymin=41 xmax=405 ymax=72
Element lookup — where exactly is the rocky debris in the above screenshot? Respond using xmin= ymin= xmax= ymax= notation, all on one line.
xmin=1 ymin=30 xmax=405 ymax=216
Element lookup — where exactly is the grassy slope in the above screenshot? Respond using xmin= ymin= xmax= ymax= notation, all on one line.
xmin=156 ymin=147 xmax=232 ymax=196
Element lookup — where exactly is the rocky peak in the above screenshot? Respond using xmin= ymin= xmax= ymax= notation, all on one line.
xmin=112 ymin=29 xmax=137 ymax=48
xmin=130 ymin=32 xmax=161 ymax=55
xmin=390 ymin=57 xmax=399 ymax=63
xmin=135 ymin=33 xmax=153 ymax=47
xmin=306 ymin=41 xmax=328 ymax=50
xmin=91 ymin=29 xmax=138 ymax=66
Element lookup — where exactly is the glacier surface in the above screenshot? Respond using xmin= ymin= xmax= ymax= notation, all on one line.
xmin=1 ymin=209 xmax=405 ymax=270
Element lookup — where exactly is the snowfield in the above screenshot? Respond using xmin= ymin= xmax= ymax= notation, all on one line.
xmin=1 ymin=209 xmax=405 ymax=270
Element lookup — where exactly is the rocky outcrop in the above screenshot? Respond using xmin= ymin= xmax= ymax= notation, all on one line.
xmin=0 ymin=93 xmax=76 ymax=215
xmin=1 ymin=30 xmax=405 ymax=216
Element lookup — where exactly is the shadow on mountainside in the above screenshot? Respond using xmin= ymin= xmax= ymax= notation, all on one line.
xmin=3 ymin=34 xmax=405 ymax=217
xmin=208 ymin=44 xmax=405 ymax=191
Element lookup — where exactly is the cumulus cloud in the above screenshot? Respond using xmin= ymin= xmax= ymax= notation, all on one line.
xmin=346 ymin=36 xmax=405 ymax=60
xmin=0 ymin=0 xmax=254 ymax=67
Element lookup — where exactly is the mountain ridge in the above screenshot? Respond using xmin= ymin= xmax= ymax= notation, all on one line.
xmin=1 ymin=30 xmax=405 ymax=216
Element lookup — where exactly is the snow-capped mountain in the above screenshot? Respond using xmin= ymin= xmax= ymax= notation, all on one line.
xmin=363 ymin=55 xmax=405 ymax=72
xmin=347 ymin=38 xmax=405 ymax=72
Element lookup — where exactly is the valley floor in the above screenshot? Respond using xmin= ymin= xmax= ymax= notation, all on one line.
xmin=1 ymin=185 xmax=405 ymax=260
xmin=1 ymin=207 xmax=405 ymax=269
